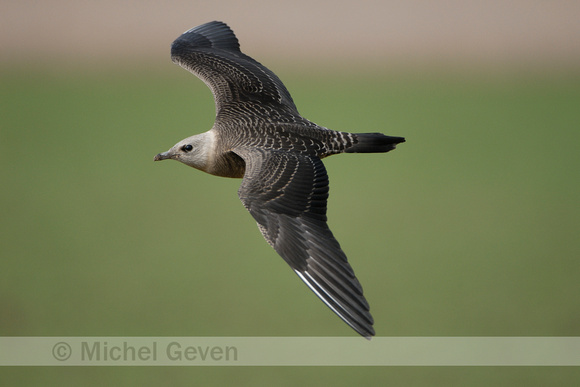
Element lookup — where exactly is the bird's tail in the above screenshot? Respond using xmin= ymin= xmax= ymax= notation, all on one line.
xmin=345 ymin=132 xmax=406 ymax=153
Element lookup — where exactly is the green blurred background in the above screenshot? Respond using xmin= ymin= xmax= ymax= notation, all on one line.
xmin=1 ymin=1 xmax=579 ymax=385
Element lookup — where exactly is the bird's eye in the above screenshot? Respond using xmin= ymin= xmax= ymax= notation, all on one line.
xmin=181 ymin=144 xmax=193 ymax=152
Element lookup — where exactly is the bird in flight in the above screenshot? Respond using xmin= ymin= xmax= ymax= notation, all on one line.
xmin=154 ymin=21 xmax=405 ymax=338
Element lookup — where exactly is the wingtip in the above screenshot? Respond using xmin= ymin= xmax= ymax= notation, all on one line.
xmin=182 ymin=20 xmax=229 ymax=35
xmin=354 ymin=322 xmax=375 ymax=340
xmin=172 ymin=20 xmax=240 ymax=58
xmin=293 ymin=269 xmax=375 ymax=339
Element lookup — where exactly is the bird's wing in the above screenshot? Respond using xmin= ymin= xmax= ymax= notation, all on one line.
xmin=235 ymin=147 xmax=375 ymax=338
xmin=171 ymin=21 xmax=298 ymax=116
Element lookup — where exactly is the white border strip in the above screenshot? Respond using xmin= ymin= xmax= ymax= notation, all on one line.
xmin=1 ymin=337 xmax=579 ymax=366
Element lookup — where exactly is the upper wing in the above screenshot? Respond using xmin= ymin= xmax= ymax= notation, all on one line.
xmin=236 ymin=148 xmax=375 ymax=338
xmin=171 ymin=21 xmax=298 ymax=116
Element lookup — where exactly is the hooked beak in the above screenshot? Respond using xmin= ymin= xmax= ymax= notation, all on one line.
xmin=153 ymin=151 xmax=172 ymax=161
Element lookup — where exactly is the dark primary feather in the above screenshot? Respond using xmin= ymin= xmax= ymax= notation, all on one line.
xmin=171 ymin=21 xmax=297 ymax=115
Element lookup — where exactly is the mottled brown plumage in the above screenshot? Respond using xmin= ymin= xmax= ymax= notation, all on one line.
xmin=154 ymin=21 xmax=405 ymax=338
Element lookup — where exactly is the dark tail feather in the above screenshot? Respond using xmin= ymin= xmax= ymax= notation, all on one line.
xmin=345 ymin=132 xmax=406 ymax=153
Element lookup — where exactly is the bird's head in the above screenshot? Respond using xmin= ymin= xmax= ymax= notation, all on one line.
xmin=154 ymin=131 xmax=214 ymax=172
